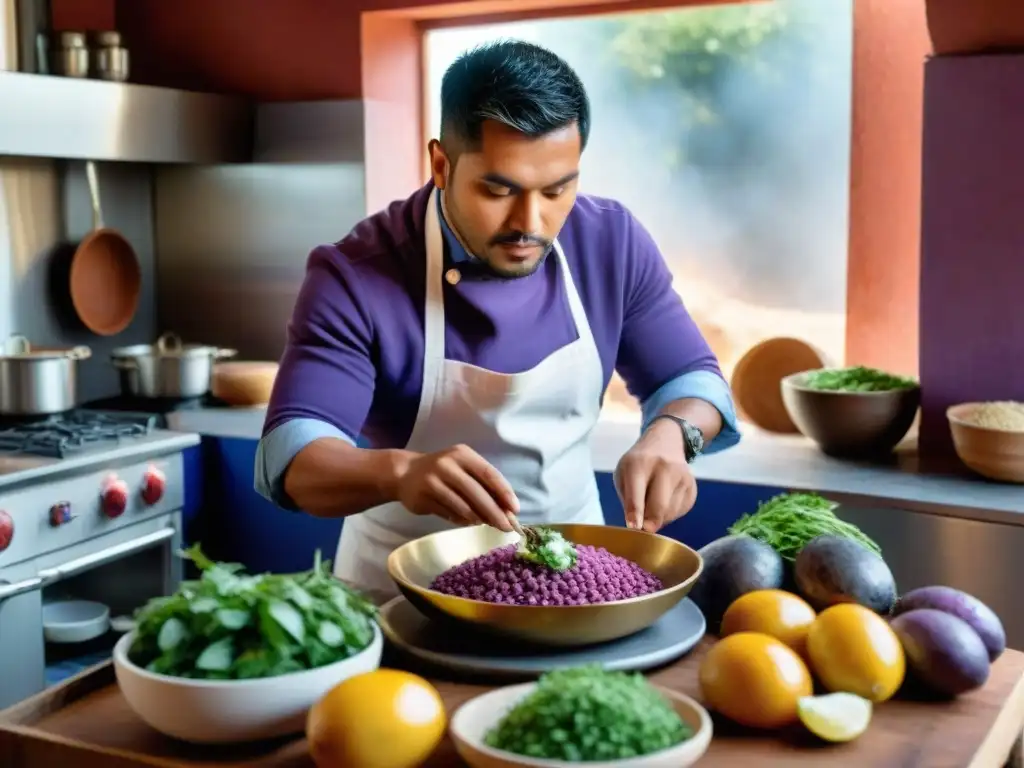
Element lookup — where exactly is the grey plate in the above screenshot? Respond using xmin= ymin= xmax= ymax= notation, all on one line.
xmin=378 ymin=596 xmax=706 ymax=681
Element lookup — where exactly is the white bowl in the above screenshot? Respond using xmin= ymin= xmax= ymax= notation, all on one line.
xmin=43 ymin=600 xmax=110 ymax=643
xmin=113 ymin=622 xmax=383 ymax=744
xmin=450 ymin=681 xmax=713 ymax=768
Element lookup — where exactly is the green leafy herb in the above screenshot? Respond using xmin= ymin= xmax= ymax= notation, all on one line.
xmin=515 ymin=526 xmax=578 ymax=572
xmin=485 ymin=666 xmax=691 ymax=761
xmin=802 ymin=366 xmax=918 ymax=392
xmin=728 ymin=492 xmax=882 ymax=562
xmin=127 ymin=545 xmax=377 ymax=680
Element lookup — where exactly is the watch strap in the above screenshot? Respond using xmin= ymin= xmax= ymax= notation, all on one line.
xmin=647 ymin=414 xmax=704 ymax=463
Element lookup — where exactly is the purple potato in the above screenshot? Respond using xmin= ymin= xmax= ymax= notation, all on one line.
xmin=891 ymin=609 xmax=990 ymax=697
xmin=894 ymin=586 xmax=1006 ymax=662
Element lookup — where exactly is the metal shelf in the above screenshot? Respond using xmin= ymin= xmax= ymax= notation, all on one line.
xmin=0 ymin=72 xmax=253 ymax=164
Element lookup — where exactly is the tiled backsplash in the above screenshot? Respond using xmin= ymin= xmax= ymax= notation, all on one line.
xmin=0 ymin=157 xmax=158 ymax=402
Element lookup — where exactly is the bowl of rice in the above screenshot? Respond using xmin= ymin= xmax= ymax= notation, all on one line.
xmin=387 ymin=523 xmax=703 ymax=647
xmin=947 ymin=401 xmax=1024 ymax=483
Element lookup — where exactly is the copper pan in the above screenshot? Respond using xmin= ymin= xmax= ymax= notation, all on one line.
xmin=69 ymin=161 xmax=142 ymax=336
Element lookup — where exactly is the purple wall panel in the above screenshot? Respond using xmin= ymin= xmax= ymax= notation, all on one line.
xmin=919 ymin=54 xmax=1024 ymax=454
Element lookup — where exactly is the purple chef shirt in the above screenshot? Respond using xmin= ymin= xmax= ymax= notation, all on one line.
xmin=256 ymin=182 xmax=739 ymax=508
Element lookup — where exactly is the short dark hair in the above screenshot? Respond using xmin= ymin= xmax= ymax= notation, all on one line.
xmin=439 ymin=40 xmax=591 ymax=154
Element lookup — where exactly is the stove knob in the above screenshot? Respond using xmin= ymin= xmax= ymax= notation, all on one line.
xmin=49 ymin=502 xmax=73 ymax=527
xmin=0 ymin=510 xmax=12 ymax=552
xmin=141 ymin=466 xmax=166 ymax=505
xmin=101 ymin=476 xmax=130 ymax=519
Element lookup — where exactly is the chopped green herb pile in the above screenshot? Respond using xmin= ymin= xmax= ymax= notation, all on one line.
xmin=484 ymin=666 xmax=691 ymax=762
xmin=515 ymin=526 xmax=578 ymax=572
xmin=802 ymin=366 xmax=918 ymax=392
xmin=128 ymin=545 xmax=377 ymax=680
xmin=728 ymin=492 xmax=882 ymax=562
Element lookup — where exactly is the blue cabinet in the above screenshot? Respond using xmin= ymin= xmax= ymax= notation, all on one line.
xmin=184 ymin=436 xmax=782 ymax=574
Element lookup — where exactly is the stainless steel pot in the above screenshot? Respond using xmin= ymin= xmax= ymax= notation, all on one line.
xmin=0 ymin=335 xmax=92 ymax=416
xmin=110 ymin=332 xmax=237 ymax=399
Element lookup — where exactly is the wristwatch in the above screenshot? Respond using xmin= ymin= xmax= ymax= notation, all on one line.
xmin=648 ymin=414 xmax=705 ymax=463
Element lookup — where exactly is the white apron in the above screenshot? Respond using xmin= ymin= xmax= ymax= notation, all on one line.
xmin=333 ymin=189 xmax=606 ymax=604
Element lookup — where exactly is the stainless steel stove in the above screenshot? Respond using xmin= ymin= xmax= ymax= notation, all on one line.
xmin=0 ymin=410 xmax=200 ymax=709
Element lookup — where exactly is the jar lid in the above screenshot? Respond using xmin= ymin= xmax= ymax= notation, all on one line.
xmin=58 ymin=31 xmax=87 ymax=48
xmin=92 ymin=31 xmax=122 ymax=47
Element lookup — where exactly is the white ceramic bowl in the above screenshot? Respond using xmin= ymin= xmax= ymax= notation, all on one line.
xmin=113 ymin=622 xmax=383 ymax=744
xmin=450 ymin=682 xmax=713 ymax=768
xmin=43 ymin=600 xmax=110 ymax=643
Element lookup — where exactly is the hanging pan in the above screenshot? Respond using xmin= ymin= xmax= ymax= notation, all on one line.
xmin=68 ymin=160 xmax=142 ymax=336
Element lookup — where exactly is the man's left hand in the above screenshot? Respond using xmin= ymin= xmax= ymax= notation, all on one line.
xmin=613 ymin=420 xmax=697 ymax=533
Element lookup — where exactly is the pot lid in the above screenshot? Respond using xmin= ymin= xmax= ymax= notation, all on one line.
xmin=1 ymin=335 xmax=91 ymax=361
xmin=110 ymin=332 xmax=236 ymax=360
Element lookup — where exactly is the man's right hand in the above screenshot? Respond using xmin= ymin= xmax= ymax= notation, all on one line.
xmin=396 ymin=444 xmax=519 ymax=532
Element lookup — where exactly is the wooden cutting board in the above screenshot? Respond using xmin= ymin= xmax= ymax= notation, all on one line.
xmin=1 ymin=639 xmax=1023 ymax=767
xmin=731 ymin=337 xmax=830 ymax=434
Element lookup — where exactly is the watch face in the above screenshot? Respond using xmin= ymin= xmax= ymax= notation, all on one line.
xmin=683 ymin=422 xmax=704 ymax=455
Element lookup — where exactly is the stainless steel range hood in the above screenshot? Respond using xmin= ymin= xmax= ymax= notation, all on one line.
xmin=0 ymin=71 xmax=253 ymax=163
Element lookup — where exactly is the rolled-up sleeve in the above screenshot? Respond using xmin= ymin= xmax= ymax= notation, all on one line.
xmin=614 ymin=212 xmax=740 ymax=452
xmin=254 ymin=245 xmax=376 ymax=509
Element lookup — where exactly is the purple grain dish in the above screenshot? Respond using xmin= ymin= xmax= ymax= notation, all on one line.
xmin=428 ymin=544 xmax=663 ymax=606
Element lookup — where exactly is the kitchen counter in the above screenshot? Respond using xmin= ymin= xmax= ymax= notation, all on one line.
xmin=168 ymin=407 xmax=1022 ymax=525
xmin=0 ymin=431 xmax=201 ymax=491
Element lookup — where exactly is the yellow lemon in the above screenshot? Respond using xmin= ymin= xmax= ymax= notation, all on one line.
xmin=720 ymin=589 xmax=817 ymax=658
xmin=307 ymin=668 xmax=447 ymax=768
xmin=699 ymin=631 xmax=814 ymax=729
xmin=806 ymin=603 xmax=905 ymax=703
xmin=798 ymin=693 xmax=873 ymax=742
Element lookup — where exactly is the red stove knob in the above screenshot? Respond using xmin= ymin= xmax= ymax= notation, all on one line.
xmin=101 ymin=476 xmax=129 ymax=519
xmin=50 ymin=502 xmax=73 ymax=527
xmin=0 ymin=510 xmax=13 ymax=551
xmin=141 ymin=466 xmax=166 ymax=505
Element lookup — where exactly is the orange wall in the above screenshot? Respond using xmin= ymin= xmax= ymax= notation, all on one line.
xmin=51 ymin=0 xmax=934 ymax=375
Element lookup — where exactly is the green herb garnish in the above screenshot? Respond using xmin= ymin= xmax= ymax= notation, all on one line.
xmin=728 ymin=492 xmax=882 ymax=562
xmin=515 ymin=526 xmax=578 ymax=572
xmin=801 ymin=366 xmax=918 ymax=392
xmin=485 ymin=666 xmax=691 ymax=761
xmin=127 ymin=545 xmax=377 ymax=680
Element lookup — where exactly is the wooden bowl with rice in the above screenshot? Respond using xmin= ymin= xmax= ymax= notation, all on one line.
xmin=947 ymin=401 xmax=1024 ymax=484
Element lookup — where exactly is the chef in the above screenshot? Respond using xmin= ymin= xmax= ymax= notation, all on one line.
xmin=255 ymin=40 xmax=740 ymax=604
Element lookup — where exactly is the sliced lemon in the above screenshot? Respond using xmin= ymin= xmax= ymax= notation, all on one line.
xmin=797 ymin=692 xmax=873 ymax=743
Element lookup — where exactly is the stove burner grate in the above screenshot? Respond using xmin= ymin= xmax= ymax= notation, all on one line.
xmin=0 ymin=411 xmax=157 ymax=459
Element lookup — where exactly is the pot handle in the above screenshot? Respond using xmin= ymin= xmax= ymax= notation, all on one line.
xmin=110 ymin=356 xmax=138 ymax=370
xmin=67 ymin=346 xmax=92 ymax=361
xmin=156 ymin=332 xmax=183 ymax=354
xmin=215 ymin=348 xmax=238 ymax=360
xmin=4 ymin=335 xmax=30 ymax=355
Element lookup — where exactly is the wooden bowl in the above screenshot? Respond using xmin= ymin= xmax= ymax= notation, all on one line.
xmin=731 ymin=337 xmax=830 ymax=433
xmin=947 ymin=403 xmax=1024 ymax=483
xmin=387 ymin=524 xmax=703 ymax=647
xmin=451 ymin=682 xmax=713 ymax=768
xmin=781 ymin=370 xmax=920 ymax=457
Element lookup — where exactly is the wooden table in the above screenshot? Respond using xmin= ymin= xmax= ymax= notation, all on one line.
xmin=2 ymin=640 xmax=1023 ymax=768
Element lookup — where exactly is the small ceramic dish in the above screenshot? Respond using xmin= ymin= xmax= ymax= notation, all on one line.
xmin=450 ymin=681 xmax=713 ymax=768
xmin=42 ymin=600 xmax=110 ymax=643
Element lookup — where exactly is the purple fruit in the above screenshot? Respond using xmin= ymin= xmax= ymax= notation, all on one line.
xmin=894 ymin=586 xmax=1006 ymax=661
xmin=891 ymin=609 xmax=990 ymax=697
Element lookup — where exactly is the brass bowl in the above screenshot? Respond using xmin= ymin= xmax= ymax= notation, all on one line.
xmin=386 ymin=523 xmax=703 ymax=647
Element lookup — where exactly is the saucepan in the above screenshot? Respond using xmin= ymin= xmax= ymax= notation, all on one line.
xmin=0 ymin=335 xmax=92 ymax=416
xmin=110 ymin=332 xmax=237 ymax=399
xmin=387 ymin=523 xmax=703 ymax=647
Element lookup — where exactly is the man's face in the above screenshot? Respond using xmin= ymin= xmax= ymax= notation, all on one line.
xmin=429 ymin=121 xmax=582 ymax=278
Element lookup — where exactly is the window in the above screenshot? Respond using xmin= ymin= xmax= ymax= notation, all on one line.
xmin=424 ymin=1 xmax=853 ymax=418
